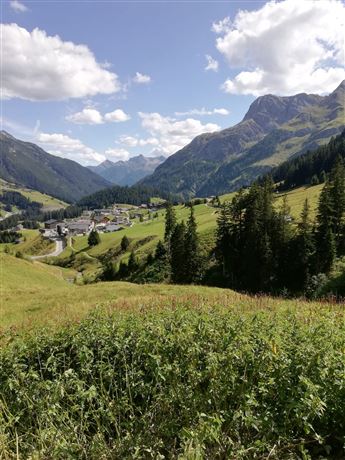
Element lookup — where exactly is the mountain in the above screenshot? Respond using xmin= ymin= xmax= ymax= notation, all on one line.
xmin=0 ymin=131 xmax=111 ymax=203
xmin=89 ymin=154 xmax=165 ymax=186
xmin=140 ymin=81 xmax=345 ymax=197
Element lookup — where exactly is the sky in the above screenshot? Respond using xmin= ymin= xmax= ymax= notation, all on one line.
xmin=1 ymin=0 xmax=345 ymax=166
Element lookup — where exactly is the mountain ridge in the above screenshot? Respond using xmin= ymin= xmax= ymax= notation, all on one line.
xmin=0 ymin=131 xmax=111 ymax=203
xmin=89 ymin=154 xmax=165 ymax=186
xmin=140 ymin=81 xmax=345 ymax=197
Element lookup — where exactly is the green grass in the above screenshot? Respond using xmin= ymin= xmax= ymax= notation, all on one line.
xmin=0 ymin=271 xmax=343 ymax=458
xmin=275 ymin=184 xmax=323 ymax=220
xmin=0 ymin=179 xmax=67 ymax=210
xmin=0 ymin=253 xmax=228 ymax=330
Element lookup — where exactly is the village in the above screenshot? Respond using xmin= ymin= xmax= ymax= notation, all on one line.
xmin=40 ymin=203 xmax=162 ymax=238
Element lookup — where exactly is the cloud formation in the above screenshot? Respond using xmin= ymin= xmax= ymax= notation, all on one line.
xmin=66 ymin=108 xmax=103 ymax=125
xmin=37 ymin=132 xmax=105 ymax=165
xmin=104 ymin=148 xmax=130 ymax=162
xmin=104 ymin=109 xmax=131 ymax=122
xmin=205 ymin=55 xmax=219 ymax=72
xmin=216 ymin=0 xmax=345 ymax=96
xmin=2 ymin=24 xmax=120 ymax=101
xmin=175 ymin=108 xmax=229 ymax=116
xmin=66 ymin=108 xmax=130 ymax=124
xmin=9 ymin=0 xmax=28 ymax=12
xmin=133 ymin=72 xmax=151 ymax=84
xmin=138 ymin=112 xmax=220 ymax=156
xmin=211 ymin=16 xmax=231 ymax=34
xmin=118 ymin=135 xmax=159 ymax=147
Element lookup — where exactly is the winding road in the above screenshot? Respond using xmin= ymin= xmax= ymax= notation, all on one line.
xmin=31 ymin=238 xmax=65 ymax=260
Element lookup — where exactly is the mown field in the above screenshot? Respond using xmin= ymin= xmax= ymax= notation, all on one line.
xmin=0 ymin=253 xmax=344 ymax=459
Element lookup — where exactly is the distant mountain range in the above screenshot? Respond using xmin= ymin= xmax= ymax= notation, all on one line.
xmin=140 ymin=81 xmax=345 ymax=197
xmin=0 ymin=131 xmax=110 ymax=203
xmin=88 ymin=155 xmax=166 ymax=186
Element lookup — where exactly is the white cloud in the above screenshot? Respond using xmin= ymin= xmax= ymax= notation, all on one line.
xmin=104 ymin=109 xmax=130 ymax=122
xmin=66 ymin=108 xmax=103 ymax=125
xmin=37 ymin=132 xmax=105 ymax=165
xmin=9 ymin=0 xmax=28 ymax=12
xmin=216 ymin=0 xmax=345 ymax=96
xmin=175 ymin=107 xmax=229 ymax=116
xmin=138 ymin=112 xmax=220 ymax=156
xmin=211 ymin=16 xmax=231 ymax=34
xmin=104 ymin=148 xmax=130 ymax=162
xmin=133 ymin=72 xmax=151 ymax=84
xmin=118 ymin=135 xmax=159 ymax=147
xmin=66 ymin=107 xmax=130 ymax=124
xmin=2 ymin=23 xmax=120 ymax=101
xmin=205 ymin=55 xmax=219 ymax=72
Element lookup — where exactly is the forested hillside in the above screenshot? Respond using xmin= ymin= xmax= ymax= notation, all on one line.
xmin=270 ymin=129 xmax=345 ymax=189
xmin=0 ymin=131 xmax=110 ymax=202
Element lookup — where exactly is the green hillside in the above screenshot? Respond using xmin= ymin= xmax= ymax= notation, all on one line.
xmin=0 ymin=131 xmax=110 ymax=202
xmin=1 ymin=252 xmax=344 ymax=459
xmin=0 ymin=179 xmax=67 ymax=210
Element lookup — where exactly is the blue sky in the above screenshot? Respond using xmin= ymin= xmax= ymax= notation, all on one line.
xmin=2 ymin=0 xmax=344 ymax=165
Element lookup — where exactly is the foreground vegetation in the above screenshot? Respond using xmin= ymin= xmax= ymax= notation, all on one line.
xmin=1 ymin=296 xmax=344 ymax=459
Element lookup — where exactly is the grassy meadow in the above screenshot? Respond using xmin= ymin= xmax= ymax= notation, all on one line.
xmin=0 ymin=252 xmax=344 ymax=459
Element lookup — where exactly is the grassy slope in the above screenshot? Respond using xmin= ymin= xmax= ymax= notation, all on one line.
xmin=1 ymin=256 xmax=344 ymax=459
xmin=1 ymin=247 xmax=339 ymax=332
xmin=1 ymin=253 xmax=229 ymax=330
xmin=0 ymin=179 xmax=67 ymax=210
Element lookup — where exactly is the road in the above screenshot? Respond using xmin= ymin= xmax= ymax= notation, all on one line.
xmin=31 ymin=238 xmax=65 ymax=260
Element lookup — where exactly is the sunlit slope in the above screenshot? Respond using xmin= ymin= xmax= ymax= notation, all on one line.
xmin=1 ymin=253 xmax=228 ymax=329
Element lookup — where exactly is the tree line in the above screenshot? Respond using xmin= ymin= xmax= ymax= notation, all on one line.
xmin=215 ymin=157 xmax=345 ymax=295
xmin=269 ymin=130 xmax=345 ymax=190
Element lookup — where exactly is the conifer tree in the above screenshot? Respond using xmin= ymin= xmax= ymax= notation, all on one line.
xmin=88 ymin=229 xmax=100 ymax=246
xmin=293 ymin=199 xmax=315 ymax=291
xmin=184 ymin=206 xmax=200 ymax=283
xmin=121 ymin=235 xmax=130 ymax=252
xmin=155 ymin=240 xmax=167 ymax=260
xmin=328 ymin=156 xmax=345 ymax=244
xmin=170 ymin=221 xmax=186 ymax=283
xmin=215 ymin=202 xmax=232 ymax=280
xmin=316 ymin=183 xmax=336 ymax=273
xmin=128 ymin=251 xmax=139 ymax=273
xmin=164 ymin=202 xmax=177 ymax=242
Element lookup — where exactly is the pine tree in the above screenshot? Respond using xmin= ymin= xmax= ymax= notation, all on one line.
xmin=128 ymin=251 xmax=139 ymax=273
xmin=215 ymin=202 xmax=231 ymax=280
xmin=328 ymin=156 xmax=345 ymax=244
xmin=293 ymin=199 xmax=315 ymax=291
xmin=155 ymin=240 xmax=167 ymax=260
xmin=170 ymin=222 xmax=186 ymax=283
xmin=88 ymin=229 xmax=100 ymax=246
xmin=102 ymin=260 xmax=116 ymax=281
xmin=315 ymin=183 xmax=336 ymax=273
xmin=164 ymin=202 xmax=177 ymax=242
xmin=274 ymin=195 xmax=293 ymax=288
xmin=121 ymin=235 xmax=130 ymax=251
xmin=184 ymin=206 xmax=200 ymax=283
